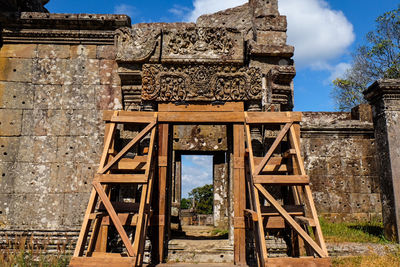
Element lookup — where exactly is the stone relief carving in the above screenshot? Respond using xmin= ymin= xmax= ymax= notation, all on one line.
xmin=162 ymin=27 xmax=244 ymax=63
xmin=142 ymin=64 xmax=262 ymax=101
xmin=115 ymin=27 xmax=161 ymax=62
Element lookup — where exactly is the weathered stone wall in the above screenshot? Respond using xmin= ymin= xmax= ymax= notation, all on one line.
xmin=0 ymin=14 xmax=128 ymax=245
xmin=301 ymin=105 xmax=381 ymax=221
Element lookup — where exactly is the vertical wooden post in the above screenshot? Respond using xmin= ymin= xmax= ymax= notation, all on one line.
xmin=233 ymin=124 xmax=246 ymax=265
xmin=155 ymin=123 xmax=169 ymax=262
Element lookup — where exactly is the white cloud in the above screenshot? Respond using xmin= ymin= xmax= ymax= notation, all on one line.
xmin=114 ymin=4 xmax=136 ymax=18
xmin=181 ymin=155 xmax=213 ymax=198
xmin=187 ymin=0 xmax=247 ymax=22
xmin=328 ymin=62 xmax=351 ymax=82
xmin=169 ymin=4 xmax=192 ymax=17
xmin=279 ymin=0 xmax=355 ymax=68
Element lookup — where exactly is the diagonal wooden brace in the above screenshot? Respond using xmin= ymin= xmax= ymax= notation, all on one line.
xmin=93 ymin=181 xmax=135 ymax=256
xmin=99 ymin=119 xmax=157 ymax=174
xmin=253 ymin=122 xmax=292 ymax=176
xmin=255 ymin=184 xmax=328 ymax=258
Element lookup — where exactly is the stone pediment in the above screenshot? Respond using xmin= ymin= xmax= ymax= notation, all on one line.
xmin=116 ymin=26 xmax=244 ymax=64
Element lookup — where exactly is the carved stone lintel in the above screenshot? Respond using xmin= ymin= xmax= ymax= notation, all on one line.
xmin=142 ymin=64 xmax=262 ymax=102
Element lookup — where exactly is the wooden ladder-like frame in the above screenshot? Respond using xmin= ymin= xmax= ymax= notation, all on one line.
xmin=70 ymin=111 xmax=158 ymax=267
xmin=244 ymin=112 xmax=331 ymax=267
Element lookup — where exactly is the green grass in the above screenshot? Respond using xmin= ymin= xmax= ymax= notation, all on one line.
xmin=319 ymin=217 xmax=389 ymax=244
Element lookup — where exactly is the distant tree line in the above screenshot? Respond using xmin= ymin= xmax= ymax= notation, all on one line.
xmin=181 ymin=184 xmax=213 ymax=215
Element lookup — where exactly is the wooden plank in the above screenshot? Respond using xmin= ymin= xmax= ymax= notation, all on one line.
xmin=99 ymin=120 xmax=157 ymax=174
xmin=158 ymin=111 xmax=244 ymax=123
xmin=101 ymin=213 xmax=139 ymax=226
xmin=110 ymin=116 xmax=156 ymax=124
xmin=244 ymin=122 xmax=267 ymax=266
xmin=103 ymin=110 xmax=155 ymax=121
xmin=97 ymin=120 xmax=116 ymax=172
xmin=253 ymin=175 xmax=309 ymax=185
xmin=246 ymin=112 xmax=302 ymax=123
xmin=253 ymin=122 xmax=293 ymax=176
xmin=69 ymin=256 xmax=135 ymax=267
xmin=94 ymin=174 xmax=147 ymax=184
xmin=255 ymin=184 xmax=328 ymax=258
xmin=93 ymin=182 xmax=135 ymax=257
xmin=261 ymin=205 xmax=304 ymax=216
xmin=133 ymin=127 xmax=157 ymax=265
xmin=265 ymin=257 xmax=331 ymax=267
xmin=289 ymin=125 xmax=306 ymax=176
xmin=112 ymin=157 xmax=148 ymax=171
xmin=73 ymin=188 xmax=98 ymax=257
xmin=295 ymin=216 xmax=316 ymax=227
xmin=157 ymin=123 xmax=169 ymax=263
xmin=265 ymin=216 xmax=285 ymax=229
xmin=158 ymin=102 xmax=244 ymax=112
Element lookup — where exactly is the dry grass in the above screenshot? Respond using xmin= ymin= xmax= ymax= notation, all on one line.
xmin=332 ymin=249 xmax=400 ymax=267
xmin=0 ymin=235 xmax=71 ymax=267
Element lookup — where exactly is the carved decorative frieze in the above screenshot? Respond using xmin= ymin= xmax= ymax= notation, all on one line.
xmin=162 ymin=27 xmax=244 ymax=63
xmin=142 ymin=64 xmax=262 ymax=101
xmin=115 ymin=27 xmax=161 ymax=62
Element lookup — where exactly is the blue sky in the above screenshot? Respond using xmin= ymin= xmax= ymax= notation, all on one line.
xmin=181 ymin=155 xmax=213 ymax=198
xmin=46 ymin=0 xmax=399 ymax=111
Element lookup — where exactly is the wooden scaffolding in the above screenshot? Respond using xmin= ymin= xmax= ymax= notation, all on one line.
xmin=69 ymin=105 xmax=331 ymax=267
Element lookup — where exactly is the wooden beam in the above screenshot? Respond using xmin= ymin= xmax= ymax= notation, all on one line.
xmin=158 ymin=111 xmax=244 ymax=123
xmin=253 ymin=122 xmax=293 ymax=176
xmin=103 ymin=110 xmax=155 ymax=121
xmin=253 ymin=175 xmax=309 ymax=185
xmin=94 ymin=174 xmax=147 ymax=184
xmin=246 ymin=112 xmax=302 ymax=124
xmin=265 ymin=257 xmax=331 ymax=267
xmin=255 ymin=184 xmax=328 ymax=258
xmin=69 ymin=257 xmax=135 ymax=267
xmin=99 ymin=119 xmax=157 ymax=174
xmin=93 ymin=182 xmax=135 ymax=257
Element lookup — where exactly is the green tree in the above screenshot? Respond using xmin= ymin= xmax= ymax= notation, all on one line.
xmin=332 ymin=6 xmax=400 ymax=111
xmin=180 ymin=198 xmax=191 ymax=209
xmin=188 ymin=184 xmax=213 ymax=214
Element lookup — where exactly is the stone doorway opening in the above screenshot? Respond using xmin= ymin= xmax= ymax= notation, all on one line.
xmin=168 ymin=151 xmax=232 ymax=263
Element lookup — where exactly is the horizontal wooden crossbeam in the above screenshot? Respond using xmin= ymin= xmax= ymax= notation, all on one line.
xmin=253 ymin=175 xmax=309 ymax=185
xmin=103 ymin=110 xmax=302 ymax=124
xmin=94 ymin=174 xmax=147 ymax=184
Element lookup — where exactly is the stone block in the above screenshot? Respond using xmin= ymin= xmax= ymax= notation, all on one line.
xmin=95 ymin=85 xmax=122 ymax=110
xmin=255 ymin=31 xmax=287 ymax=46
xmin=342 ymin=158 xmax=362 ymax=177
xmin=75 ymin=163 xmax=97 ymax=192
xmin=9 ymin=193 xmax=64 ymax=229
xmin=46 ymin=110 xmax=72 ymax=136
xmin=64 ymin=58 xmax=100 ymax=85
xmin=17 ymin=136 xmax=57 ymax=163
xmin=360 ymin=156 xmax=379 ymax=176
xmin=70 ymin=45 xmax=96 ymax=59
xmin=349 ymin=193 xmax=375 ymax=213
xmin=22 ymin=109 xmax=49 ymax=136
xmin=12 ymin=163 xmax=52 ymax=194
xmin=99 ymin=60 xmax=119 ymax=85
xmin=0 ymin=194 xmax=12 ymax=228
xmin=0 ymin=58 xmax=33 ymax=82
xmin=326 ymin=156 xmax=345 ymax=177
xmin=69 ymin=110 xmax=102 ymax=136
xmin=0 ymin=44 xmax=37 ymax=58
xmin=0 ymin=109 xmax=22 ymax=136
xmin=0 ymin=162 xmax=16 ymax=193
xmin=53 ymin=161 xmax=78 ymax=193
xmin=61 ymin=84 xmax=95 ymax=110
xmin=62 ymin=192 xmax=90 ymax=227
xmin=37 ymin=44 xmax=70 ymax=59
xmin=32 ymin=58 xmax=68 ymax=85
xmin=0 ymin=137 xmax=20 ymax=162
xmin=56 ymin=136 xmax=102 ymax=164
xmin=96 ymin=45 xmax=116 ymax=59
xmin=33 ymin=84 xmax=63 ymax=109
xmin=351 ymin=104 xmax=373 ymax=122
xmin=0 ymin=82 xmax=34 ymax=109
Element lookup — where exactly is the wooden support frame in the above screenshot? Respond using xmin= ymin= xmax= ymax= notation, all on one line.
xmin=244 ymin=112 xmax=330 ymax=267
xmin=71 ymin=107 xmax=328 ymax=267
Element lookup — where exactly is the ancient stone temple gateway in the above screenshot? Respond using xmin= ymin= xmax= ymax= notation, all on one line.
xmin=1 ymin=0 xmax=400 ymax=266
